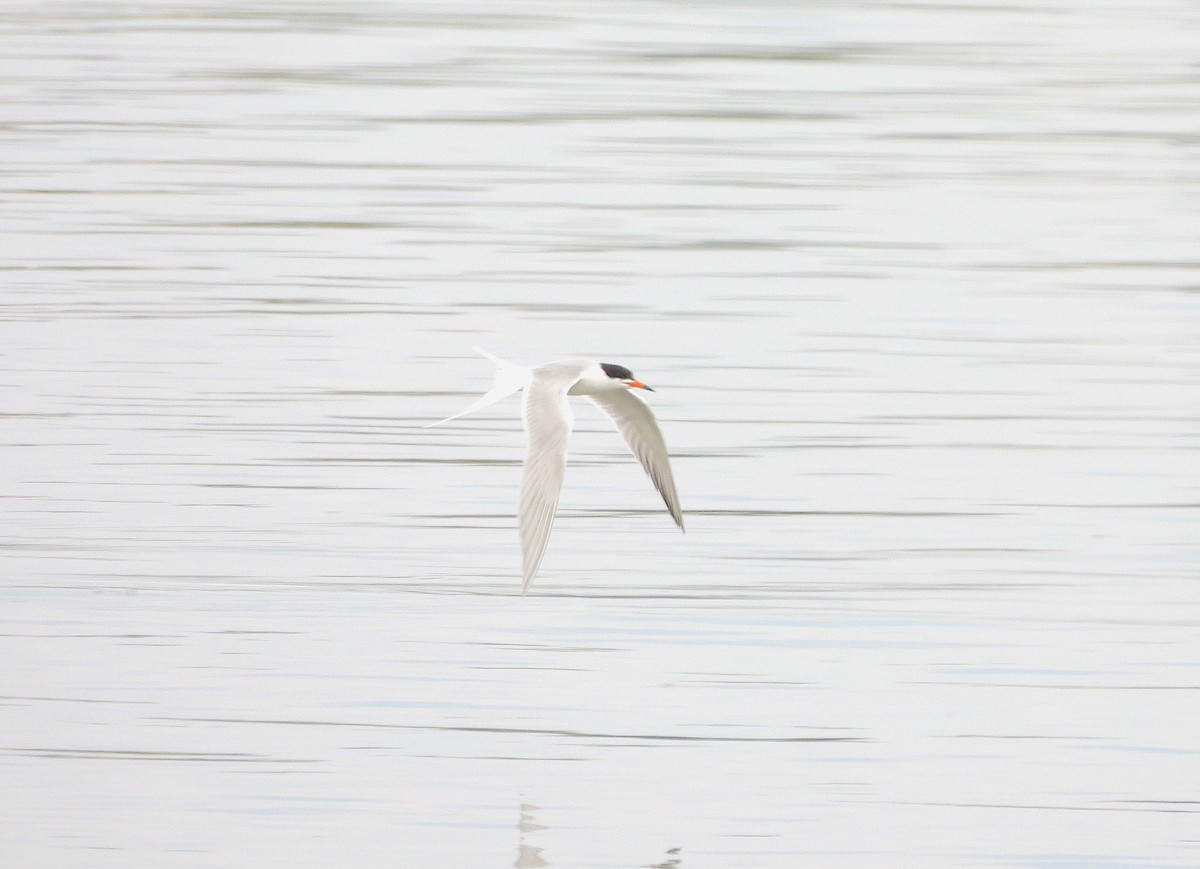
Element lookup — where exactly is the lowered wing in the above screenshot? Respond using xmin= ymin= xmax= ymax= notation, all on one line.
xmin=587 ymin=389 xmax=684 ymax=531
xmin=519 ymin=372 xmax=575 ymax=593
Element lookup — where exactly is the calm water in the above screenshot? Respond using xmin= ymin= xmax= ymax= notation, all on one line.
xmin=2 ymin=1 xmax=1198 ymax=866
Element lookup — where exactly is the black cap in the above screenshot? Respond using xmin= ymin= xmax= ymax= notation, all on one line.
xmin=600 ymin=363 xmax=635 ymax=380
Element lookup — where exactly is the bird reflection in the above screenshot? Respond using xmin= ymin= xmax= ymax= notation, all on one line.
xmin=514 ymin=803 xmax=549 ymax=868
xmin=646 ymin=847 xmax=683 ymax=868
xmin=513 ymin=801 xmax=681 ymax=869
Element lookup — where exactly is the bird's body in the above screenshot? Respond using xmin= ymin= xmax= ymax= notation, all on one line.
xmin=428 ymin=348 xmax=684 ymax=592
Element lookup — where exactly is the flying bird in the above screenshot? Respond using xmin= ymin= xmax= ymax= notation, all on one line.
xmin=428 ymin=348 xmax=684 ymax=592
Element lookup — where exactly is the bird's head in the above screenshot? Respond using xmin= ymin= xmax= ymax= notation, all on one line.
xmin=600 ymin=362 xmax=654 ymax=391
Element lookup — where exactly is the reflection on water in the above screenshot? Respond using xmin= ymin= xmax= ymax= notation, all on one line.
xmin=514 ymin=803 xmax=549 ymax=869
xmin=2 ymin=0 xmax=1199 ymax=867
xmin=647 ymin=847 xmax=683 ymax=869
xmin=512 ymin=803 xmax=682 ymax=869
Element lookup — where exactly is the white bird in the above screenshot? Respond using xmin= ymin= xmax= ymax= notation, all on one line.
xmin=428 ymin=347 xmax=684 ymax=593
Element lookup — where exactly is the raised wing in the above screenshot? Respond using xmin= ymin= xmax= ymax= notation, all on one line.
xmin=587 ymin=389 xmax=684 ymax=530
xmin=519 ymin=373 xmax=575 ymax=593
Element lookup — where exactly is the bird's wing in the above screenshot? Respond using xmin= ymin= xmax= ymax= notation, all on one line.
xmin=519 ymin=371 xmax=576 ymax=593
xmin=587 ymin=389 xmax=684 ymax=530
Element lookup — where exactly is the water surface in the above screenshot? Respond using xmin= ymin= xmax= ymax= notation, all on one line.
xmin=2 ymin=1 xmax=1198 ymax=866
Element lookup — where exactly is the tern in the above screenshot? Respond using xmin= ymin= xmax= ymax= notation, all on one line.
xmin=428 ymin=347 xmax=684 ymax=592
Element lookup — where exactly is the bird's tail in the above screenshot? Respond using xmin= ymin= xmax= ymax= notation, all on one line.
xmin=424 ymin=347 xmax=531 ymax=427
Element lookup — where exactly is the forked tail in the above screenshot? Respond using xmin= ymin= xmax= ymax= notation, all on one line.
xmin=424 ymin=347 xmax=530 ymax=427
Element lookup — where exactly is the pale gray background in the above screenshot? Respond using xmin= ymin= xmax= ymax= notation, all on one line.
xmin=2 ymin=1 xmax=1198 ymax=867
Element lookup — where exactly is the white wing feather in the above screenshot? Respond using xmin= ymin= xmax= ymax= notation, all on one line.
xmin=519 ymin=373 xmax=575 ymax=593
xmin=588 ymin=389 xmax=684 ymax=531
